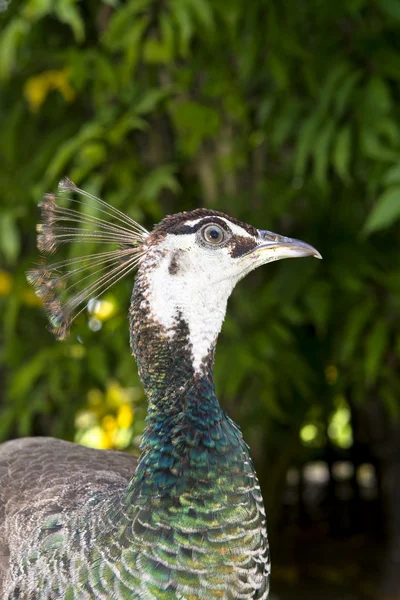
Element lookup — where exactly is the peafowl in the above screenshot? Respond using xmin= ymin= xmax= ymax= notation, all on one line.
xmin=0 ymin=179 xmax=321 ymax=599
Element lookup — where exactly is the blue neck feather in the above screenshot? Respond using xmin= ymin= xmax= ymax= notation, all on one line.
xmin=127 ymin=273 xmax=246 ymax=500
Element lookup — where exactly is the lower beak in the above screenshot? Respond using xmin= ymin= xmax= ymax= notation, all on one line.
xmin=253 ymin=230 xmax=322 ymax=261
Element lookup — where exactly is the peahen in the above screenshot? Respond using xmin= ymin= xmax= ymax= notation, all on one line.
xmin=0 ymin=179 xmax=321 ymax=599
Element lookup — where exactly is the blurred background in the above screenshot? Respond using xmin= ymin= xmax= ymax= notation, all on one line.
xmin=1 ymin=0 xmax=400 ymax=598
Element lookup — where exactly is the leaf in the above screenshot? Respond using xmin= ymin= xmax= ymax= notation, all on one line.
xmin=78 ymin=142 xmax=107 ymax=168
xmin=334 ymin=70 xmax=362 ymax=118
xmin=103 ymin=0 xmax=151 ymax=49
xmin=185 ymin=0 xmax=214 ymax=31
xmin=375 ymin=49 xmax=400 ymax=81
xmin=333 ymin=125 xmax=352 ymax=181
xmin=0 ymin=213 xmax=20 ymax=264
xmin=364 ymin=319 xmax=389 ymax=385
xmin=134 ymin=88 xmax=172 ymax=115
xmin=171 ymin=1 xmax=194 ymax=56
xmin=270 ymin=100 xmax=300 ymax=148
xmin=383 ymin=164 xmax=400 ymax=185
xmin=361 ymin=129 xmax=399 ymax=163
xmin=170 ymin=100 xmax=221 ymax=156
xmin=258 ymin=97 xmax=275 ymax=126
xmin=43 ymin=122 xmax=104 ymax=186
xmin=340 ymin=300 xmax=375 ymax=362
xmin=0 ymin=408 xmax=16 ymax=442
xmin=88 ymin=346 xmax=109 ymax=383
xmin=139 ymin=165 xmax=180 ymax=201
xmin=363 ymin=186 xmax=400 ymax=234
xmin=122 ymin=17 xmax=150 ymax=78
xmin=378 ymin=117 xmax=400 ymax=147
xmin=55 ymin=0 xmax=85 ymax=43
xmin=9 ymin=350 xmax=52 ymax=400
xmin=304 ymin=281 xmax=331 ymax=336
xmin=362 ymin=78 xmax=393 ymax=125
xmin=22 ymin=0 xmax=53 ymax=20
xmin=107 ymin=114 xmax=147 ymax=146
xmin=0 ymin=18 xmax=29 ymax=80
xmin=268 ymin=52 xmax=289 ymax=90
xmin=294 ymin=112 xmax=323 ymax=177
xmin=312 ymin=120 xmax=336 ymax=188
xmin=318 ymin=62 xmax=351 ymax=116
xmin=380 ymin=0 xmax=400 ymax=21
xmin=382 ymin=387 xmax=400 ymax=419
xmin=143 ymin=14 xmax=175 ymax=64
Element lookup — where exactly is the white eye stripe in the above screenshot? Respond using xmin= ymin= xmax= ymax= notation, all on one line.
xmin=183 ymin=217 xmax=204 ymax=227
xmin=183 ymin=216 xmax=254 ymax=239
xmin=218 ymin=218 xmax=253 ymax=239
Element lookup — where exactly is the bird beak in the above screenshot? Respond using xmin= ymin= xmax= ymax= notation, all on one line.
xmin=249 ymin=230 xmax=322 ymax=261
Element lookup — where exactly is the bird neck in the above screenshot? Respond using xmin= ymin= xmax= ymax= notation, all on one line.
xmin=128 ymin=374 xmax=242 ymax=501
xmin=127 ymin=267 xmax=248 ymax=498
xmin=129 ymin=262 xmax=228 ymax=405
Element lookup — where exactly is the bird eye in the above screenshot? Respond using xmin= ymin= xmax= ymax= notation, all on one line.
xmin=201 ymin=224 xmax=225 ymax=245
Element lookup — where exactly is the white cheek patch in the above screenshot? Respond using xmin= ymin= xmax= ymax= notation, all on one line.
xmin=143 ymin=235 xmax=237 ymax=374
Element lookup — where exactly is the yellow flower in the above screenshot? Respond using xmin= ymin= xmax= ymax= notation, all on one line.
xmin=77 ymin=426 xmax=113 ymax=450
xmin=102 ymin=414 xmax=117 ymax=433
xmin=117 ymin=403 xmax=134 ymax=429
xmin=77 ymin=381 xmax=137 ymax=450
xmin=24 ymin=69 xmax=75 ymax=113
xmin=75 ymin=410 xmax=96 ymax=430
xmin=92 ymin=299 xmax=116 ymax=321
xmin=106 ymin=380 xmax=130 ymax=407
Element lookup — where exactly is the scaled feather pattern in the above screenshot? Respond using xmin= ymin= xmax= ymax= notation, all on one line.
xmin=1 ymin=180 xmax=275 ymax=599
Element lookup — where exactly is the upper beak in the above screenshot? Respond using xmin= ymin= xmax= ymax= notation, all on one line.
xmin=253 ymin=229 xmax=322 ymax=260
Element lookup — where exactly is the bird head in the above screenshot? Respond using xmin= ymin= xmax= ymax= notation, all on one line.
xmin=133 ymin=208 xmax=321 ymax=373
xmin=27 ymin=180 xmax=321 ymax=369
xmin=147 ymin=207 xmax=320 ymax=277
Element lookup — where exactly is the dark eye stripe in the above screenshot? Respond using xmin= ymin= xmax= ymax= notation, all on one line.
xmin=229 ymin=237 xmax=258 ymax=258
xmin=152 ymin=208 xmax=259 ymax=241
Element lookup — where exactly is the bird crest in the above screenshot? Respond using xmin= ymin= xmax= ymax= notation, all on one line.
xmin=27 ymin=178 xmax=149 ymax=340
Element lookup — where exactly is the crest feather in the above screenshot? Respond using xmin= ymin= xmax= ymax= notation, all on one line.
xmin=27 ymin=179 xmax=148 ymax=340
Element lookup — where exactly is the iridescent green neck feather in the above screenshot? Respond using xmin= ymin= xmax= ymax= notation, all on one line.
xmin=116 ymin=262 xmax=271 ymax=599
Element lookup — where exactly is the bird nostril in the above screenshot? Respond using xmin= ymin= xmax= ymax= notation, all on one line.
xmin=262 ymin=232 xmax=281 ymax=242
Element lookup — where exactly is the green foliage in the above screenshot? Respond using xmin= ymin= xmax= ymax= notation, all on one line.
xmin=1 ymin=0 xmax=400 ymax=529
xmin=364 ymin=186 xmax=400 ymax=233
